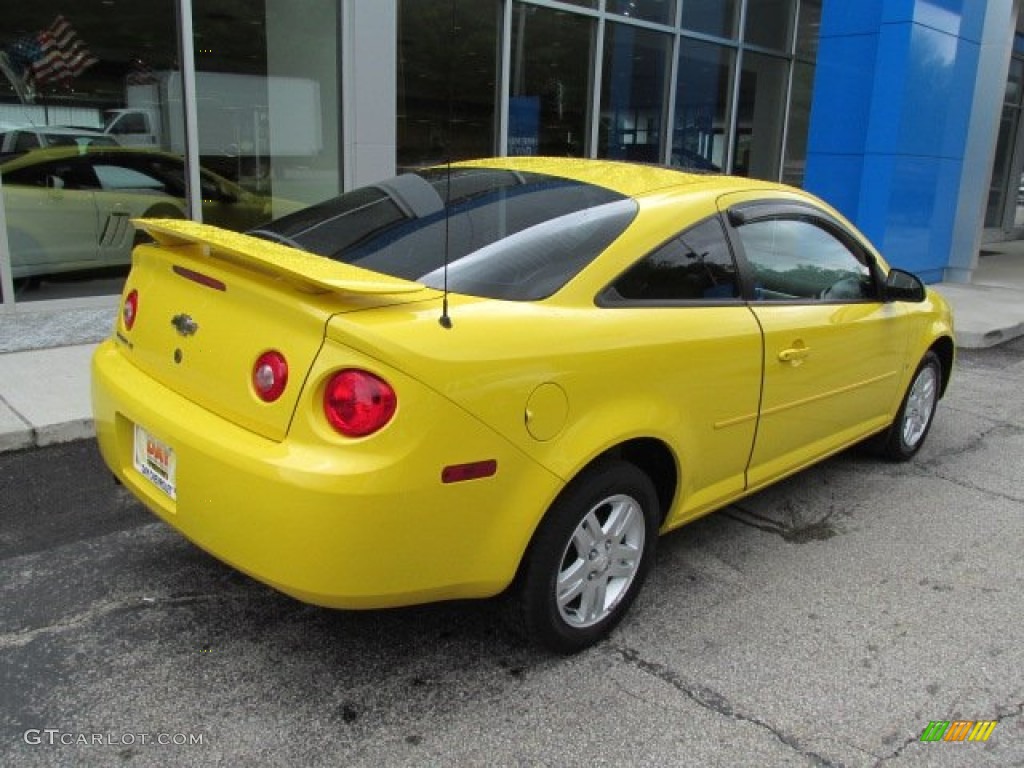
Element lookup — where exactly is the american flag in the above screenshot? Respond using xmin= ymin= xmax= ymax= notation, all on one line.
xmin=3 ymin=15 xmax=98 ymax=90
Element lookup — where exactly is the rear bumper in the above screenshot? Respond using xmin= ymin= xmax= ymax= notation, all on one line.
xmin=91 ymin=339 xmax=562 ymax=608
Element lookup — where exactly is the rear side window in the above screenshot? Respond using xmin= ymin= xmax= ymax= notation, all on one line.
xmin=604 ymin=216 xmax=740 ymax=302
xmin=252 ymin=167 xmax=636 ymax=301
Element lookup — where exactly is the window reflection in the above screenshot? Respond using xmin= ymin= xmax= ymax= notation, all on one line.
xmin=510 ymin=4 xmax=594 ymax=157
xmin=796 ymin=0 xmax=822 ymax=59
xmin=397 ymin=0 xmax=499 ymax=169
xmin=783 ymin=61 xmax=814 ymax=186
xmin=681 ymin=0 xmax=739 ymax=39
xmin=611 ymin=217 xmax=740 ymax=301
xmin=745 ymin=0 xmax=796 ymax=52
xmin=1 ymin=1 xmax=825 ymax=310
xmin=733 ymin=51 xmax=788 ymax=180
xmin=1 ymin=3 xmax=178 ymax=302
xmin=0 ymin=1 xmax=337 ymax=304
xmin=673 ymin=40 xmax=734 ymax=172
xmin=606 ymin=0 xmax=675 ymax=26
xmin=737 ymin=218 xmax=873 ymax=301
xmin=600 ymin=23 xmax=670 ymax=163
xmin=193 ymin=0 xmax=339 ymax=211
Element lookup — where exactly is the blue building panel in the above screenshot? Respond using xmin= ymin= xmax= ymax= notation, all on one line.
xmin=865 ymin=20 xmax=978 ymax=160
xmin=881 ymin=0 xmax=985 ymax=41
xmin=807 ymin=0 xmax=991 ymax=281
xmin=858 ymin=153 xmax=962 ymax=281
xmin=806 ymin=33 xmax=878 ymax=157
xmin=818 ymin=0 xmax=884 ymax=38
xmin=804 ymin=153 xmax=866 ymax=224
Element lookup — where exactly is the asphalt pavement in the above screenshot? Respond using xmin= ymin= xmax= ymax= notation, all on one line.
xmin=1 ymin=337 xmax=1022 ymax=767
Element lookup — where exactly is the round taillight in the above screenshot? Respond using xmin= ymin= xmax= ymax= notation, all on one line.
xmin=252 ymin=351 xmax=289 ymax=402
xmin=324 ymin=369 xmax=397 ymax=437
xmin=122 ymin=289 xmax=139 ymax=331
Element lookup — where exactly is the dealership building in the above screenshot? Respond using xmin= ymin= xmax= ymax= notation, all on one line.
xmin=0 ymin=0 xmax=1021 ymax=312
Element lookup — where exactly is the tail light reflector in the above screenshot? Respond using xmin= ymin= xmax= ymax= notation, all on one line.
xmin=122 ymin=289 xmax=139 ymax=331
xmin=324 ymin=369 xmax=397 ymax=437
xmin=253 ymin=351 xmax=289 ymax=402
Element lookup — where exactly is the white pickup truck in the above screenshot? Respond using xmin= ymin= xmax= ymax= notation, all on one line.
xmin=0 ymin=126 xmax=118 ymax=153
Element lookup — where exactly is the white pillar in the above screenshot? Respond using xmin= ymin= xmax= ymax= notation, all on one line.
xmin=341 ymin=0 xmax=397 ymax=189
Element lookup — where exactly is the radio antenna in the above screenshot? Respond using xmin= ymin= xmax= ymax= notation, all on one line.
xmin=438 ymin=0 xmax=456 ymax=330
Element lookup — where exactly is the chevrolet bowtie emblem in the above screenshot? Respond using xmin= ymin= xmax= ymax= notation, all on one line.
xmin=171 ymin=313 xmax=199 ymax=337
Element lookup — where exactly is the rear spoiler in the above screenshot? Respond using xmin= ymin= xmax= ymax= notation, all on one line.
xmin=134 ymin=218 xmax=426 ymax=296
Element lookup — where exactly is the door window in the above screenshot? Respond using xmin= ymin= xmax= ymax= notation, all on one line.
xmin=735 ymin=217 xmax=875 ymax=301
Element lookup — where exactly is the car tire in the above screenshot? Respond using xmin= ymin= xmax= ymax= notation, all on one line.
xmin=876 ymin=350 xmax=942 ymax=462
xmin=510 ymin=459 xmax=659 ymax=654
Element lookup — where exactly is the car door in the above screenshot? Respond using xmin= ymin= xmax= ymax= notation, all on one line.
xmin=721 ymin=196 xmax=912 ymax=489
xmin=599 ymin=214 xmax=763 ymax=527
xmin=2 ymin=158 xmax=100 ymax=275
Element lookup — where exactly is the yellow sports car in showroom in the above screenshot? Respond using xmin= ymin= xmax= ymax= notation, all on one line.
xmin=1 ymin=146 xmax=286 ymax=284
xmin=92 ymin=157 xmax=954 ymax=653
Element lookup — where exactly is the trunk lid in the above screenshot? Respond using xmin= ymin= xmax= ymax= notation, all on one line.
xmin=119 ymin=219 xmax=429 ymax=442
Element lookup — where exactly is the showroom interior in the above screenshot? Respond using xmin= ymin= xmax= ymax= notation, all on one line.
xmin=0 ymin=0 xmax=1020 ymax=313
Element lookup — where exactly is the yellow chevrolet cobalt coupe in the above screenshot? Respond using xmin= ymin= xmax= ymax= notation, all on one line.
xmin=92 ymin=158 xmax=954 ymax=653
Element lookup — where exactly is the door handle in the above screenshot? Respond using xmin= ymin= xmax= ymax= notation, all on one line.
xmin=778 ymin=346 xmax=811 ymax=363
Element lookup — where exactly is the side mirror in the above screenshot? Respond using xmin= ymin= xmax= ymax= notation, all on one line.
xmin=884 ymin=268 xmax=926 ymax=303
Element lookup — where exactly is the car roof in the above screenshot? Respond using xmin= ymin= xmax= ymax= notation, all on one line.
xmin=0 ymin=146 xmax=220 ymax=183
xmin=0 ymin=145 xmax=178 ymax=169
xmin=36 ymin=126 xmax=108 ymax=136
xmin=447 ymin=156 xmax=758 ymax=199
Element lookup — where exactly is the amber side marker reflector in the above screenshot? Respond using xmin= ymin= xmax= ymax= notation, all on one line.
xmin=173 ymin=265 xmax=226 ymax=291
xmin=441 ymin=460 xmax=498 ymax=484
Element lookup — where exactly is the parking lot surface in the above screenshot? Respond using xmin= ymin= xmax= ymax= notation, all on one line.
xmin=2 ymin=340 xmax=1022 ymax=767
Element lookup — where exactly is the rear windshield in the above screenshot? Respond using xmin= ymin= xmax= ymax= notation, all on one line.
xmin=250 ymin=167 xmax=637 ymax=301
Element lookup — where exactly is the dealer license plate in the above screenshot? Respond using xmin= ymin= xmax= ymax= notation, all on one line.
xmin=133 ymin=424 xmax=177 ymax=500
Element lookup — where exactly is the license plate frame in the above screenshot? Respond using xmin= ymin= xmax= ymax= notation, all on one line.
xmin=132 ymin=423 xmax=177 ymax=500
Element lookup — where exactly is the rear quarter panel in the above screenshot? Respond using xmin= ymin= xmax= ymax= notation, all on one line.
xmin=329 ymin=189 xmax=767 ymax=527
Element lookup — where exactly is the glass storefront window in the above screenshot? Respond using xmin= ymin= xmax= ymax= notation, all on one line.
xmin=795 ymin=0 xmax=822 ymax=59
xmin=733 ymin=51 xmax=788 ymax=180
xmin=599 ymin=22 xmax=670 ymax=163
xmin=2 ymin=0 xmax=825 ymax=311
xmin=672 ymin=39 xmax=734 ymax=172
xmin=783 ymin=61 xmax=813 ymax=186
xmin=1 ymin=3 xmax=179 ymax=303
xmin=191 ymin=0 xmax=339 ymax=216
xmin=985 ymin=58 xmax=1024 ymax=228
xmin=744 ymin=0 xmax=796 ymax=52
xmin=397 ymin=0 xmax=499 ymax=169
xmin=0 ymin=1 xmax=339 ymax=306
xmin=681 ymin=0 xmax=739 ymax=40
xmin=606 ymin=0 xmax=675 ymax=26
xmin=509 ymin=3 xmax=595 ymax=157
